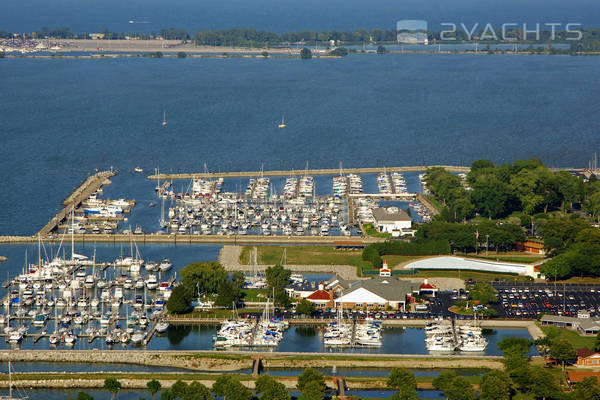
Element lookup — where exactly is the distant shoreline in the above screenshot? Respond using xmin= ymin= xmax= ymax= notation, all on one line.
xmin=2 ymin=39 xmax=600 ymax=57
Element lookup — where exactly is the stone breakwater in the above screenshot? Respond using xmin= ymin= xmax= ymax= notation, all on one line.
xmin=0 ymin=350 xmax=252 ymax=372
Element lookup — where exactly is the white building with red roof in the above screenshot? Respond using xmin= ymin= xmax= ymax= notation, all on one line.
xmin=304 ymin=283 xmax=334 ymax=308
xmin=419 ymin=278 xmax=438 ymax=297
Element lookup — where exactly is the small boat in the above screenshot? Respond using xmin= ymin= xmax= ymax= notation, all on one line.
xmin=131 ymin=331 xmax=145 ymax=344
xmin=162 ymin=110 xmax=167 ymax=127
xmin=159 ymin=259 xmax=172 ymax=271
xmin=134 ymin=167 xmax=143 ymax=173
xmin=155 ymin=320 xmax=169 ymax=333
xmin=278 ymin=115 xmax=286 ymax=128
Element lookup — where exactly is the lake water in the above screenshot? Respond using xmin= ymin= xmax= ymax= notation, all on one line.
xmin=0 ymin=324 xmax=532 ymax=355
xmin=1 ymin=55 xmax=600 ymax=236
xmin=1 ymin=0 xmax=597 ymax=33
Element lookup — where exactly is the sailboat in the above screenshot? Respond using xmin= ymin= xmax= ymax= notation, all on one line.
xmin=278 ymin=115 xmax=286 ymax=128
xmin=1 ymin=361 xmax=27 ymax=399
xmin=162 ymin=111 xmax=167 ymax=127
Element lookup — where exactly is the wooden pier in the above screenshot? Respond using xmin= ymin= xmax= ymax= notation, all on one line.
xmin=147 ymin=165 xmax=471 ymax=180
xmin=38 ymin=170 xmax=115 ymax=237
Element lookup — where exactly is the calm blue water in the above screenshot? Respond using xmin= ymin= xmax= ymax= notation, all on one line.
xmin=1 ymin=0 xmax=597 ymax=33
xmin=2 ymin=55 xmax=600 ymax=235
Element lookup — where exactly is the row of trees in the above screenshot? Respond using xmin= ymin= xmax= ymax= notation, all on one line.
xmin=167 ymin=262 xmax=246 ymax=313
xmin=167 ymin=261 xmax=295 ymax=313
xmin=20 ymin=26 xmax=600 ymax=46
xmin=540 ymin=217 xmax=600 ymax=279
xmin=426 ymin=159 xmax=585 ymax=221
xmin=362 ymin=239 xmax=451 ymax=268
xmin=416 ymin=221 xmax=525 ymax=254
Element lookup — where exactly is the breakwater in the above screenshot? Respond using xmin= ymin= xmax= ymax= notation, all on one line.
xmin=0 ymin=349 xmax=507 ymax=374
xmin=147 ymin=165 xmax=470 ymax=180
xmin=38 ymin=170 xmax=115 ymax=237
xmin=0 ymin=233 xmax=383 ymax=245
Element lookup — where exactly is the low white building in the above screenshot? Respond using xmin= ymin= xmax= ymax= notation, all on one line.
xmin=372 ymin=207 xmax=412 ymax=237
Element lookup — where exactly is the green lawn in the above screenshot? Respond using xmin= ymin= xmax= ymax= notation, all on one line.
xmin=240 ymin=246 xmax=419 ymax=268
xmin=540 ymin=325 xmax=596 ymax=349
xmin=241 ymin=288 xmax=269 ymax=302
xmin=240 ymin=246 xmax=372 ymax=268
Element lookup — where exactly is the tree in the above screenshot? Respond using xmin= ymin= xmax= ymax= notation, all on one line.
xmin=443 ymin=376 xmax=476 ymax=400
xmin=530 ymin=367 xmax=561 ymax=399
xmin=104 ymin=378 xmax=122 ymax=400
xmin=171 ymin=380 xmax=189 ymax=398
xmin=232 ymin=271 xmax=246 ymax=290
xmin=296 ymin=298 xmax=316 ymax=316
xmin=255 ymin=375 xmax=290 ymax=400
xmin=573 ymin=376 xmax=600 ymax=400
xmin=212 ymin=375 xmax=251 ymax=400
xmin=550 ymin=339 xmax=577 ymax=369
xmin=261 ymin=51 xmax=269 ymax=57
xmin=376 ymin=45 xmax=387 ymax=54
xmin=432 ymin=370 xmax=456 ymax=391
xmin=186 ymin=381 xmax=212 ymax=400
xmin=595 ymin=331 xmax=600 ymax=351
xmin=76 ymin=392 xmax=95 ymax=400
xmin=479 ymin=370 xmax=512 ymax=400
xmin=215 ymin=281 xmax=239 ymax=307
xmin=300 ymin=47 xmax=312 ymax=59
xmin=300 ymin=380 xmax=325 ymax=400
xmin=167 ymin=284 xmax=192 ymax=314
xmin=177 ymin=52 xmax=187 ymax=58
xmin=180 ymin=262 xmax=228 ymax=295
xmin=266 ymin=264 xmax=291 ymax=306
xmin=297 ymin=368 xmax=325 ymax=392
xmin=329 ymin=47 xmax=349 ymax=56
xmin=468 ymin=283 xmax=497 ymax=305
xmin=387 ymin=368 xmax=418 ymax=400
xmin=387 ymin=368 xmax=416 ymax=390
xmin=147 ymin=379 xmax=162 ymax=399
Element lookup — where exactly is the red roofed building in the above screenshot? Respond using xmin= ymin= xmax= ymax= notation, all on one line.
xmin=379 ymin=261 xmax=391 ymax=277
xmin=305 ymin=283 xmax=335 ymax=309
xmin=568 ymin=371 xmax=600 ymax=385
xmin=576 ymin=348 xmax=600 ymax=366
xmin=419 ymin=278 xmax=438 ymax=297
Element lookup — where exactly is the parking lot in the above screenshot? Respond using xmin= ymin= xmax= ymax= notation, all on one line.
xmin=491 ymin=283 xmax=600 ymax=319
xmin=238 ymin=283 xmax=600 ymax=322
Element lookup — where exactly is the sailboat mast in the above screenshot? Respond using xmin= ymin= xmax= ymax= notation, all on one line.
xmin=71 ymin=207 xmax=75 ymax=261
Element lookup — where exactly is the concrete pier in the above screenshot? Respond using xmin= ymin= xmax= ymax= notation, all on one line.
xmin=147 ymin=165 xmax=471 ymax=180
xmin=38 ymin=170 xmax=115 ymax=237
xmin=0 ymin=233 xmax=383 ymax=245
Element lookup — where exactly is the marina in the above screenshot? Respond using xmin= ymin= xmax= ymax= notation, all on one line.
xmin=14 ymin=168 xmax=437 ymax=245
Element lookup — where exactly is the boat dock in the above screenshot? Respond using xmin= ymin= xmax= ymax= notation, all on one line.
xmin=38 ymin=170 xmax=115 ymax=237
xmin=147 ymin=165 xmax=470 ymax=180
